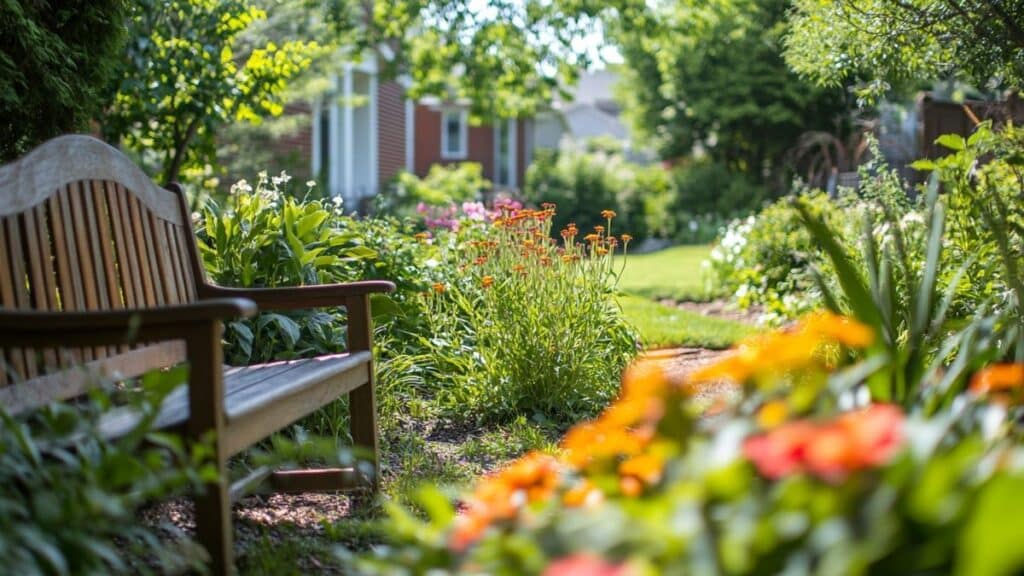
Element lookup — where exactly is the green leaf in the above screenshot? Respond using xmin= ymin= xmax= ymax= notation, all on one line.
xmin=345 ymin=245 xmax=378 ymax=259
xmin=935 ymin=134 xmax=966 ymax=151
xmin=956 ymin=474 xmax=1024 ymax=576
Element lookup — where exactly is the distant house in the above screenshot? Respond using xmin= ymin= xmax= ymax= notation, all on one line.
xmin=269 ymin=62 xmax=638 ymax=208
xmin=266 ymin=53 xmax=529 ymax=209
xmin=531 ymin=70 xmax=651 ymax=163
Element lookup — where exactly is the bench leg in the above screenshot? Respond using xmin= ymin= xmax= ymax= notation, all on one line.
xmin=346 ymin=294 xmax=380 ymax=506
xmin=195 ymin=461 xmax=233 ymax=576
xmin=186 ymin=322 xmax=234 ymax=576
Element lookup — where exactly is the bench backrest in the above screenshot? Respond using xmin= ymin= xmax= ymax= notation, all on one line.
xmin=0 ymin=135 xmax=202 ymax=400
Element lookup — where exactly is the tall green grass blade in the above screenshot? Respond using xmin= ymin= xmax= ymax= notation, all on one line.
xmin=795 ymin=199 xmax=882 ymax=330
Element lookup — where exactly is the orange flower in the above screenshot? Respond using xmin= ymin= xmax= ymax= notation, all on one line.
xmin=621 ymin=234 xmax=633 ymax=243
xmin=563 ymin=479 xmax=603 ymax=508
xmin=594 ymin=225 xmax=605 ymax=233
xmin=970 ymin=363 xmax=1024 ymax=394
xmin=513 ymin=264 xmax=526 ymax=274
xmin=481 ymin=275 xmax=494 ymax=288
xmin=619 ymin=453 xmax=665 ymax=488
xmin=414 ymin=232 xmax=430 ymax=241
xmin=584 ymin=233 xmax=601 ymax=244
xmin=432 ymin=282 xmax=446 ymax=294
xmin=801 ymin=311 xmax=875 ymax=348
xmin=601 ymin=209 xmax=617 ymax=219
xmin=474 ymin=256 xmax=487 ymax=266
xmin=596 ymin=247 xmax=609 ymax=256
xmin=542 ymin=202 xmax=556 ymax=210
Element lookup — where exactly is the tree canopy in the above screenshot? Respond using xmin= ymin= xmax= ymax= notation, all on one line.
xmin=785 ymin=0 xmax=1024 ymax=102
xmin=0 ymin=0 xmax=128 ymax=160
xmin=613 ymin=0 xmax=849 ymax=189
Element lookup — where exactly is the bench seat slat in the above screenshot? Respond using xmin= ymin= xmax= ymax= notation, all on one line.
xmin=98 ymin=351 xmax=371 ymax=453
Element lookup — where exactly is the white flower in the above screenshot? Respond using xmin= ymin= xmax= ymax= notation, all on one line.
xmin=331 ymin=196 xmax=344 ymax=206
xmin=272 ymin=170 xmax=292 ymax=186
xmin=230 ymin=179 xmax=253 ymax=195
xmin=306 ymin=180 xmax=317 ymax=188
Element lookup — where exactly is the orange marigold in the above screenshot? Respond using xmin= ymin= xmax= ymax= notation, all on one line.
xmin=594 ymin=225 xmax=605 ymax=233
xmin=584 ymin=233 xmax=601 ymax=244
xmin=621 ymin=234 xmax=633 ymax=243
xmin=801 ymin=312 xmax=875 ymax=348
xmin=432 ymin=282 xmax=446 ymax=294
xmin=970 ymin=363 xmax=1024 ymax=394
xmin=481 ymin=275 xmax=495 ymax=288
xmin=601 ymin=209 xmax=617 ymax=219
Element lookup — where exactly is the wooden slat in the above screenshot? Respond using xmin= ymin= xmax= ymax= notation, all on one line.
xmin=0 ymin=218 xmax=12 ymax=385
xmin=111 ymin=185 xmax=143 ymax=308
xmin=173 ymin=226 xmax=198 ymax=302
xmin=68 ymin=182 xmax=105 ymax=360
xmin=5 ymin=215 xmax=33 ymax=379
xmin=49 ymin=191 xmax=88 ymax=362
xmin=84 ymin=183 xmax=116 ymax=359
xmin=165 ymin=222 xmax=189 ymax=304
xmin=32 ymin=203 xmax=60 ymax=368
xmin=150 ymin=212 xmax=180 ymax=304
xmin=0 ymin=342 xmax=187 ymax=416
xmin=92 ymin=182 xmax=126 ymax=355
xmin=127 ymin=195 xmax=159 ymax=306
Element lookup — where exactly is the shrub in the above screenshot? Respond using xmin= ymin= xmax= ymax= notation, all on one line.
xmin=356 ymin=314 xmax=1024 ymax=576
xmin=670 ymin=160 xmax=768 ymax=242
xmin=421 ymin=206 xmax=638 ymax=424
xmin=389 ymin=163 xmax=490 ymax=214
xmin=707 ymin=190 xmax=845 ymax=320
xmin=0 ymin=369 xmax=210 ymax=575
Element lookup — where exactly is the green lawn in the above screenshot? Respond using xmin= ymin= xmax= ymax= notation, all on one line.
xmin=619 ymin=294 xmax=754 ymax=350
xmin=617 ymin=245 xmax=715 ymax=302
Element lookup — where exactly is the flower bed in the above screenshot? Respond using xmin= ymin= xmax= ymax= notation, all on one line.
xmin=358 ymin=313 xmax=1024 ymax=575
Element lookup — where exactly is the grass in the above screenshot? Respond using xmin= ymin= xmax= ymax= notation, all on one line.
xmin=619 ymin=294 xmax=754 ymax=350
xmin=616 ymin=245 xmax=716 ymax=302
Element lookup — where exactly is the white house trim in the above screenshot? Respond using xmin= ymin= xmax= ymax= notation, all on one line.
xmin=342 ymin=64 xmax=355 ymax=203
xmin=440 ymin=108 xmax=468 ymax=160
xmin=311 ymin=96 xmax=322 ymax=178
xmin=328 ymin=77 xmax=341 ymax=199
xmin=368 ymin=72 xmax=379 ymax=196
xmin=405 ymin=99 xmax=415 ymax=171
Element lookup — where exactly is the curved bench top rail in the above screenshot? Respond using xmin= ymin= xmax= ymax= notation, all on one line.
xmin=0 ymin=135 xmax=183 ymax=224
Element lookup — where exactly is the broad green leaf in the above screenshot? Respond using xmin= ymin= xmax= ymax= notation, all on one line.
xmin=956 ymin=474 xmax=1024 ymax=576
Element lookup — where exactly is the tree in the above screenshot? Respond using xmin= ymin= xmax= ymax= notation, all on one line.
xmin=613 ymin=0 xmax=849 ymax=191
xmin=785 ymin=0 xmax=1024 ymax=102
xmin=101 ymin=0 xmax=321 ymax=184
xmin=0 ymin=0 xmax=128 ymax=160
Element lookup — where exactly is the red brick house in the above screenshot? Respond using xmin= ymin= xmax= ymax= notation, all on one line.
xmin=274 ymin=54 xmax=533 ymax=209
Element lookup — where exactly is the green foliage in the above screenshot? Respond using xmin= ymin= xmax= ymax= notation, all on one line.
xmin=0 ymin=0 xmax=128 ymax=160
xmin=785 ymin=0 xmax=1024 ymax=103
xmin=393 ymin=163 xmax=490 ymax=208
xmin=102 ymin=0 xmax=321 ymax=184
xmin=524 ymin=147 xmax=671 ymax=242
xmin=356 ymin=315 xmax=1024 ymax=575
xmin=708 ymin=190 xmax=846 ymax=320
xmin=0 ymin=369 xmax=211 ymax=575
xmin=671 ymin=160 xmax=767 ymax=243
xmin=614 ymin=0 xmax=849 ymax=190
xmin=421 ymin=208 xmax=638 ymax=424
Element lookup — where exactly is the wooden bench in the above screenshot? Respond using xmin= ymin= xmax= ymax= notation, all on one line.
xmin=0 ymin=135 xmax=394 ymax=574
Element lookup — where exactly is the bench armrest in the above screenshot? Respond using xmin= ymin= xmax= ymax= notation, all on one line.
xmin=197 ymin=281 xmax=396 ymax=311
xmin=0 ymin=298 xmax=257 ymax=347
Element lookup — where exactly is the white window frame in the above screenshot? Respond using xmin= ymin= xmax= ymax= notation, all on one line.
xmin=441 ymin=108 xmax=468 ymax=159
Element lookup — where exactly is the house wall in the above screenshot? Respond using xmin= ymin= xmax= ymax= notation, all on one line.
xmin=377 ymin=81 xmax=407 ymax=187
xmin=414 ymin=105 xmax=496 ymax=180
xmin=257 ymin=102 xmax=314 ymax=181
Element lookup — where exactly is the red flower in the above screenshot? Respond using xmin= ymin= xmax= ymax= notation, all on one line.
xmin=543 ymin=554 xmax=634 ymax=576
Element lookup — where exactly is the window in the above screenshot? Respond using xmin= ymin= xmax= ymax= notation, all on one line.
xmin=441 ymin=109 xmax=468 ymax=159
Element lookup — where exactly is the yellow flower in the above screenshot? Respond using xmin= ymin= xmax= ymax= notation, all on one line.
xmin=756 ymin=400 xmax=789 ymax=429
xmin=481 ymin=275 xmax=495 ymax=288
xmin=801 ymin=312 xmax=875 ymax=348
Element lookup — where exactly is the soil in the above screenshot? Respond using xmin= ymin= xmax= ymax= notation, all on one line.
xmin=665 ymin=298 xmax=764 ymax=325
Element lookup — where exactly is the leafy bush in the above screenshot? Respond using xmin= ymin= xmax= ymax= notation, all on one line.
xmin=707 ymin=190 xmax=844 ymax=320
xmin=390 ymin=163 xmax=490 ymax=212
xmin=670 ymin=160 xmax=768 ymax=243
xmin=419 ymin=207 xmax=638 ymax=424
xmin=0 ymin=369 xmax=210 ymax=575
xmin=356 ymin=314 xmax=1024 ymax=576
